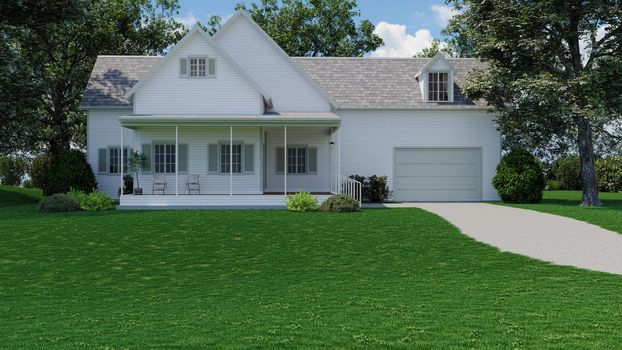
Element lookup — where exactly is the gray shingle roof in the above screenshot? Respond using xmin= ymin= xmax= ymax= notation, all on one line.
xmin=80 ymin=56 xmax=160 ymax=107
xmin=292 ymin=57 xmax=488 ymax=109
xmin=81 ymin=55 xmax=487 ymax=109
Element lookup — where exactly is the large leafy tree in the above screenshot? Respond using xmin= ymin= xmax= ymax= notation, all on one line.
xmin=0 ymin=0 xmax=183 ymax=156
xmin=446 ymin=0 xmax=622 ymax=206
xmin=232 ymin=0 xmax=383 ymax=57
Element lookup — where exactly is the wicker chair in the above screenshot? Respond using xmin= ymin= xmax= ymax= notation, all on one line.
xmin=152 ymin=174 xmax=167 ymax=195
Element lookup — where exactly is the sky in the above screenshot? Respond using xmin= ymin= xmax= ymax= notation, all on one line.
xmin=176 ymin=0 xmax=458 ymax=57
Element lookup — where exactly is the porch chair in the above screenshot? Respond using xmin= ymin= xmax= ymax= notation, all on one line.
xmin=185 ymin=174 xmax=201 ymax=195
xmin=152 ymin=174 xmax=167 ymax=195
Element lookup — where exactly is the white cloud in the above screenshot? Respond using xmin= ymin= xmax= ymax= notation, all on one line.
xmin=177 ymin=12 xmax=199 ymax=28
xmin=430 ymin=4 xmax=459 ymax=27
xmin=371 ymin=21 xmax=435 ymax=57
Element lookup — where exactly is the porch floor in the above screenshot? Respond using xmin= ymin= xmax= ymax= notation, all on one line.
xmin=118 ymin=194 xmax=332 ymax=210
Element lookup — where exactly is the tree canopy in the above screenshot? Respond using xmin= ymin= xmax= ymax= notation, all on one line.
xmin=446 ymin=0 xmax=622 ymax=206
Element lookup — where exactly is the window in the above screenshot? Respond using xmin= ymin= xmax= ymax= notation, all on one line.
xmin=109 ymin=147 xmax=129 ymax=174
xmin=287 ymin=147 xmax=306 ymax=174
xmin=220 ymin=144 xmax=242 ymax=173
xmin=428 ymin=72 xmax=449 ymax=102
xmin=154 ymin=144 xmax=176 ymax=174
xmin=189 ymin=57 xmax=206 ymax=77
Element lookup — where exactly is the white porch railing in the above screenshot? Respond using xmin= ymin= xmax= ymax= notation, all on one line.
xmin=332 ymin=174 xmax=362 ymax=205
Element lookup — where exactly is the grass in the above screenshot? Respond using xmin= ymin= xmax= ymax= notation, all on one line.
xmin=505 ymin=190 xmax=622 ymax=235
xmin=2 ymin=186 xmax=622 ymax=349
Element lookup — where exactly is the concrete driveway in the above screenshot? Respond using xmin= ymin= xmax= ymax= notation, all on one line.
xmin=379 ymin=202 xmax=622 ymax=275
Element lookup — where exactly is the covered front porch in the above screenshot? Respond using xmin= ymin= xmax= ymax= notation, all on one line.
xmin=116 ymin=113 xmax=360 ymax=208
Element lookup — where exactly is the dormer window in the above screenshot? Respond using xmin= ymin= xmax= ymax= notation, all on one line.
xmin=428 ymin=72 xmax=449 ymax=102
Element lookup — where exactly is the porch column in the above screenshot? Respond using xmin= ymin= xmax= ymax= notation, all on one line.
xmin=175 ymin=126 xmax=179 ymax=196
xmin=337 ymin=126 xmax=341 ymax=194
xmin=120 ymin=126 xmax=124 ymax=197
xmin=284 ymin=125 xmax=287 ymax=196
xmin=230 ymin=126 xmax=233 ymax=196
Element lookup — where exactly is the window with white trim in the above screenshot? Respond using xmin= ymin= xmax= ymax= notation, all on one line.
xmin=220 ymin=144 xmax=242 ymax=173
xmin=287 ymin=147 xmax=306 ymax=174
xmin=428 ymin=72 xmax=449 ymax=102
xmin=189 ymin=57 xmax=206 ymax=77
xmin=109 ymin=147 xmax=129 ymax=174
xmin=154 ymin=144 xmax=176 ymax=174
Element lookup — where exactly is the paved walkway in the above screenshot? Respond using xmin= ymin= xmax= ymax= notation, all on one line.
xmin=371 ymin=202 xmax=622 ymax=275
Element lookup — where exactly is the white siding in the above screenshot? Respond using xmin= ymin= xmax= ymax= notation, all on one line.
xmin=215 ymin=14 xmax=331 ymax=112
xmin=337 ymin=110 xmax=501 ymax=201
xmin=87 ymin=108 xmax=134 ymax=198
xmin=134 ymin=126 xmax=262 ymax=195
xmin=264 ymin=127 xmax=332 ymax=193
xmin=133 ymin=33 xmax=263 ymax=115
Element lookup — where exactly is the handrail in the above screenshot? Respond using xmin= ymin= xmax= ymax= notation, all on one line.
xmin=332 ymin=174 xmax=362 ymax=206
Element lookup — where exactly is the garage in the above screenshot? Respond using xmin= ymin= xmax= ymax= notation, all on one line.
xmin=393 ymin=148 xmax=482 ymax=202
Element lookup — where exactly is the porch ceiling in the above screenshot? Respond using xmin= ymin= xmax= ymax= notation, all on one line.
xmin=119 ymin=112 xmax=341 ymax=129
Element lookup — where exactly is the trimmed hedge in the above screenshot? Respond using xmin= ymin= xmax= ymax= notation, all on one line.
xmin=492 ymin=149 xmax=545 ymax=203
xmin=44 ymin=150 xmax=97 ymax=196
xmin=551 ymin=156 xmax=581 ymax=190
xmin=37 ymin=194 xmax=80 ymax=212
xmin=319 ymin=194 xmax=360 ymax=213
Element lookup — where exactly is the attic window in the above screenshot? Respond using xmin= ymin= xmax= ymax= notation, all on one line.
xmin=428 ymin=72 xmax=449 ymax=102
xmin=190 ymin=57 xmax=206 ymax=77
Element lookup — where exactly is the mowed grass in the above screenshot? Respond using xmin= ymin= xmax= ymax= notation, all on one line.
xmin=505 ymin=191 xmax=622 ymax=235
xmin=1 ymin=186 xmax=622 ymax=349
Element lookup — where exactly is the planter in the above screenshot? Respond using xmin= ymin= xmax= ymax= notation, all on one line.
xmin=133 ymin=188 xmax=143 ymax=195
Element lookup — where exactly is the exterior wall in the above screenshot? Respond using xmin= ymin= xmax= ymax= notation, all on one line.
xmin=134 ymin=126 xmax=262 ymax=195
xmin=133 ymin=32 xmax=263 ymax=115
xmin=336 ymin=109 xmax=501 ymax=201
xmin=87 ymin=108 xmax=134 ymax=198
xmin=214 ymin=15 xmax=331 ymax=112
xmin=264 ymin=127 xmax=333 ymax=193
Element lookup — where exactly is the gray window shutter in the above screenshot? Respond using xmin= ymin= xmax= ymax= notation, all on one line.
xmin=178 ymin=144 xmax=188 ymax=173
xmin=142 ymin=144 xmax=152 ymax=174
xmin=98 ymin=148 xmax=107 ymax=173
xmin=208 ymin=144 xmax=218 ymax=174
xmin=276 ymin=147 xmax=284 ymax=174
xmin=308 ymin=147 xmax=317 ymax=174
xmin=180 ymin=58 xmax=188 ymax=77
xmin=208 ymin=58 xmax=216 ymax=76
xmin=244 ymin=144 xmax=254 ymax=173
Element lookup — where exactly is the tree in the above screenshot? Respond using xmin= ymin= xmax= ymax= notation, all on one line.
xmin=413 ymin=39 xmax=455 ymax=58
xmin=231 ymin=0 xmax=383 ymax=57
xmin=0 ymin=0 xmax=184 ymax=156
xmin=445 ymin=0 xmax=622 ymax=206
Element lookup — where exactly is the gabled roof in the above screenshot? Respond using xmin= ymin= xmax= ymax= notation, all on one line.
xmin=415 ymin=52 xmax=456 ymax=78
xmin=292 ymin=57 xmax=488 ymax=109
xmin=123 ymin=25 xmax=272 ymax=106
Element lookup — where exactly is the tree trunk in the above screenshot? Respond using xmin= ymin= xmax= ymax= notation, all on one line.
xmin=576 ymin=116 xmax=601 ymax=206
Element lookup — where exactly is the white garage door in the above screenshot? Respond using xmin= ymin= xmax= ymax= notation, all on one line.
xmin=393 ymin=148 xmax=482 ymax=201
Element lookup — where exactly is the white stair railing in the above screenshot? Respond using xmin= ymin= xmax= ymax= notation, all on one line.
xmin=332 ymin=174 xmax=362 ymax=206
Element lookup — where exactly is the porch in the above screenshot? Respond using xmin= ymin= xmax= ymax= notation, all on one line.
xmin=117 ymin=194 xmax=333 ymax=209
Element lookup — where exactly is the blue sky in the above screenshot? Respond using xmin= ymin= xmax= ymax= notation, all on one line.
xmin=176 ymin=0 xmax=458 ymax=57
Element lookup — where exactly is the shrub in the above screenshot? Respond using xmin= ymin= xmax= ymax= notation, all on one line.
xmin=551 ymin=155 xmax=581 ymax=190
xmin=492 ymin=149 xmax=545 ymax=203
xmin=348 ymin=174 xmax=391 ymax=202
xmin=319 ymin=194 xmax=360 ymax=213
xmin=285 ymin=190 xmax=318 ymax=212
xmin=30 ymin=153 xmax=50 ymax=190
xmin=45 ymin=149 xmax=97 ymax=196
xmin=22 ymin=179 xmax=35 ymax=188
xmin=546 ymin=180 xmax=562 ymax=191
xmin=37 ymin=194 xmax=80 ymax=212
xmin=596 ymin=156 xmax=622 ymax=192
xmin=0 ymin=156 xmax=29 ymax=186
xmin=68 ymin=189 xmax=115 ymax=211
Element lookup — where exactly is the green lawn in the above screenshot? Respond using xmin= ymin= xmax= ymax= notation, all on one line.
xmin=505 ymin=190 xmax=622 ymax=235
xmin=1 ymin=186 xmax=622 ymax=349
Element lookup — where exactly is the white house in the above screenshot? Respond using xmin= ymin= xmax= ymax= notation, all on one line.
xmin=80 ymin=10 xmax=500 ymax=208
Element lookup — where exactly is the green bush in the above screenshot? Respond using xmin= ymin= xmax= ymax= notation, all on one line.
xmin=492 ymin=149 xmax=545 ymax=203
xmin=37 ymin=194 xmax=80 ymax=212
xmin=0 ymin=156 xmax=29 ymax=186
xmin=546 ymin=180 xmax=562 ymax=191
xmin=551 ymin=155 xmax=581 ymax=190
xmin=45 ymin=149 xmax=97 ymax=196
xmin=348 ymin=174 xmax=391 ymax=202
xmin=68 ymin=189 xmax=115 ymax=211
xmin=22 ymin=179 xmax=35 ymax=188
xmin=596 ymin=156 xmax=622 ymax=192
xmin=30 ymin=153 xmax=50 ymax=190
xmin=285 ymin=191 xmax=318 ymax=212
xmin=319 ymin=194 xmax=360 ymax=213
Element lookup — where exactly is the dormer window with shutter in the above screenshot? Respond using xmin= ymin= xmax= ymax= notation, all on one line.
xmin=179 ymin=57 xmax=216 ymax=78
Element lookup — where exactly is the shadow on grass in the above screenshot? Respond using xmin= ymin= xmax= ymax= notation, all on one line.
xmin=0 ymin=186 xmax=43 ymax=207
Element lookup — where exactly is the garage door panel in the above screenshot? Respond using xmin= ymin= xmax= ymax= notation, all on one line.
xmin=395 ymin=163 xmax=480 ymax=176
xmin=393 ymin=148 xmax=482 ymax=202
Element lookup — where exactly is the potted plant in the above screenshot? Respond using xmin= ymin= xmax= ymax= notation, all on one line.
xmin=128 ymin=151 xmax=148 ymax=195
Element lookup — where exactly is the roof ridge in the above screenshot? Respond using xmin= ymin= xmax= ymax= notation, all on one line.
xmin=291 ymin=56 xmax=479 ymax=60
xmin=97 ymin=55 xmax=162 ymax=58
